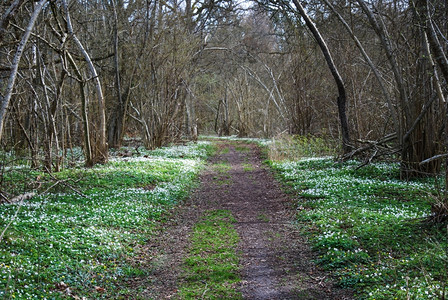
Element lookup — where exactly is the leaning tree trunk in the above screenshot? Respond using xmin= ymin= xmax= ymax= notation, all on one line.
xmin=0 ymin=0 xmax=48 ymax=142
xmin=0 ymin=0 xmax=27 ymax=43
xmin=355 ymin=0 xmax=434 ymax=179
xmin=322 ymin=0 xmax=399 ymax=138
xmin=292 ymin=0 xmax=350 ymax=153
xmin=63 ymin=0 xmax=108 ymax=165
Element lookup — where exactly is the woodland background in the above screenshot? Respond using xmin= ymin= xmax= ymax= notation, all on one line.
xmin=0 ymin=0 xmax=447 ymax=177
xmin=1 ymin=1 xmax=448 ymax=298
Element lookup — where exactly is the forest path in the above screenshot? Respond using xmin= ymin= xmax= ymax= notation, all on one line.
xmin=137 ymin=141 xmax=353 ymax=299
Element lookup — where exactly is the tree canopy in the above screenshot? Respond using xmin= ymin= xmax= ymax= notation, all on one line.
xmin=0 ymin=0 xmax=447 ymax=177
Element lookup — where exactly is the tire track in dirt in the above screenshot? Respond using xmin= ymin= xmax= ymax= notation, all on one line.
xmin=134 ymin=141 xmax=353 ymax=299
xmin=201 ymin=142 xmax=353 ymax=299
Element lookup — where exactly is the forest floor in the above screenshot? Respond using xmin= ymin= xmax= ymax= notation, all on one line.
xmin=133 ymin=141 xmax=353 ymax=299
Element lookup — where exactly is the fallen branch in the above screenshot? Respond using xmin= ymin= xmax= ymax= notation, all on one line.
xmin=355 ymin=148 xmax=379 ymax=170
xmin=44 ymin=167 xmax=89 ymax=199
xmin=310 ymin=275 xmax=327 ymax=287
xmin=343 ymin=132 xmax=397 ymax=161
xmin=419 ymin=153 xmax=448 ymax=165
xmin=9 ymin=192 xmax=36 ymax=203
xmin=0 ymin=190 xmax=9 ymax=203
xmin=41 ymin=179 xmax=66 ymax=194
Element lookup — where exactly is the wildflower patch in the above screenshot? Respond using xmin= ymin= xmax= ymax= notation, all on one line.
xmin=270 ymin=158 xmax=447 ymax=299
xmin=0 ymin=142 xmax=212 ymax=299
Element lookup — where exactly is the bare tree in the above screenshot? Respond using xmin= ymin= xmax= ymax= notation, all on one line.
xmin=62 ymin=0 xmax=108 ymax=165
xmin=291 ymin=0 xmax=351 ymax=153
xmin=321 ymin=0 xmax=399 ymax=138
xmin=0 ymin=0 xmax=48 ymax=142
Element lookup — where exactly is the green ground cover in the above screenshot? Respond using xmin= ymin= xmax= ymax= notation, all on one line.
xmin=199 ymin=135 xmax=271 ymax=147
xmin=0 ymin=142 xmax=213 ymax=299
xmin=270 ymin=157 xmax=447 ymax=299
xmin=178 ymin=209 xmax=241 ymax=299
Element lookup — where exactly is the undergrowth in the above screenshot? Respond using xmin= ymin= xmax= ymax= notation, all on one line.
xmin=0 ymin=142 xmax=213 ymax=299
xmin=270 ymin=157 xmax=448 ymax=299
xmin=199 ymin=135 xmax=271 ymax=147
xmin=268 ymin=134 xmax=339 ymax=161
xmin=178 ymin=209 xmax=241 ymax=299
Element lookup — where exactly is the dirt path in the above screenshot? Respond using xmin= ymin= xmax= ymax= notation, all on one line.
xmin=135 ymin=142 xmax=353 ymax=299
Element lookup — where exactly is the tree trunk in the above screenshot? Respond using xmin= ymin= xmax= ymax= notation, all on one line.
xmin=0 ymin=0 xmax=47 ymax=142
xmin=393 ymin=0 xmax=448 ymax=178
xmin=66 ymin=53 xmax=93 ymax=166
xmin=107 ymin=0 xmax=126 ymax=149
xmin=223 ymin=86 xmax=231 ymax=136
xmin=63 ymin=0 xmax=108 ymax=165
xmin=0 ymin=0 xmax=27 ymax=43
xmin=37 ymin=52 xmax=61 ymax=172
xmin=414 ymin=0 xmax=448 ymax=191
xmin=356 ymin=1 xmax=410 ymax=175
xmin=292 ymin=0 xmax=350 ymax=153
xmin=414 ymin=0 xmax=448 ymax=83
xmin=356 ymin=0 xmax=410 ymax=128
xmin=322 ymin=0 xmax=399 ymax=138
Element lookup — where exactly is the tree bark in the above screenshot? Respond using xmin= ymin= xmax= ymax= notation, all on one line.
xmin=65 ymin=52 xmax=93 ymax=166
xmin=0 ymin=0 xmax=27 ymax=43
xmin=292 ymin=0 xmax=350 ymax=153
xmin=63 ymin=0 xmax=108 ymax=164
xmin=107 ymin=0 xmax=126 ymax=148
xmin=37 ymin=52 xmax=61 ymax=172
xmin=414 ymin=0 xmax=448 ymax=84
xmin=0 ymin=0 xmax=47 ymax=142
xmin=322 ymin=0 xmax=399 ymax=138
xmin=356 ymin=0 xmax=410 ymax=139
xmin=414 ymin=0 xmax=448 ymax=191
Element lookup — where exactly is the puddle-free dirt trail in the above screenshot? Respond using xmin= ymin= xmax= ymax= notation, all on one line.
xmin=137 ymin=142 xmax=353 ymax=299
xmin=204 ymin=142 xmax=352 ymax=299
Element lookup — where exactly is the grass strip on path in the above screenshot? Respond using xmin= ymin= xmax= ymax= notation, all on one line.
xmin=178 ymin=209 xmax=242 ymax=299
xmin=0 ymin=142 xmax=213 ymax=299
